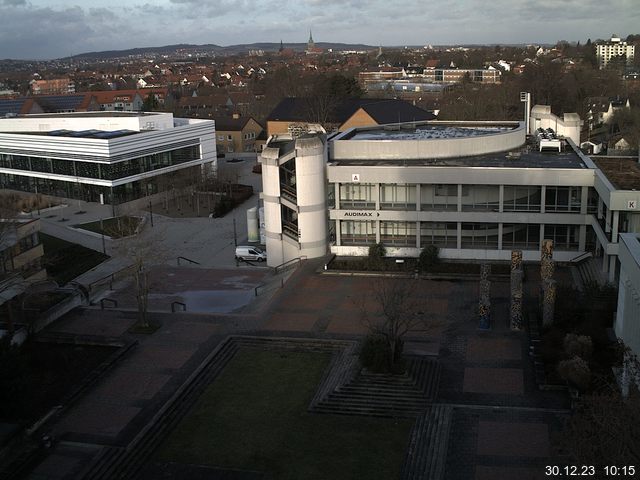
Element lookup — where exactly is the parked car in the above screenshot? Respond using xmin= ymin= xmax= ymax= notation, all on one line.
xmin=235 ymin=245 xmax=267 ymax=262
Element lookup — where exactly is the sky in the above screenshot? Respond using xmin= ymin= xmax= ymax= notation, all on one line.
xmin=1 ymin=0 xmax=639 ymax=60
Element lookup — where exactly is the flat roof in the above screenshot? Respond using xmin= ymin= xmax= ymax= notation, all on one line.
xmin=330 ymin=142 xmax=587 ymax=169
xmin=593 ymin=158 xmax=640 ymax=190
xmin=13 ymin=111 xmax=158 ymax=118
xmin=347 ymin=124 xmax=516 ymax=141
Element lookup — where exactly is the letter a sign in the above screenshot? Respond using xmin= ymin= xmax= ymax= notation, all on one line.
xmin=352 ymin=174 xmax=360 ymax=183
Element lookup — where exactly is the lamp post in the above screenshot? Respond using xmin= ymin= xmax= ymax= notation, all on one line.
xmin=100 ymin=218 xmax=106 ymax=254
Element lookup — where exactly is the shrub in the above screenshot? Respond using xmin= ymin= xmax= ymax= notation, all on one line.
xmin=359 ymin=334 xmax=390 ymax=373
xmin=557 ymin=356 xmax=591 ymax=391
xmin=563 ymin=333 xmax=593 ymax=360
xmin=359 ymin=334 xmax=406 ymax=374
xmin=367 ymin=243 xmax=386 ymax=271
xmin=418 ymin=245 xmax=440 ymax=272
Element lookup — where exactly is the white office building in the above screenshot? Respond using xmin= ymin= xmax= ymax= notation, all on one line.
xmin=615 ymin=233 xmax=640 ymax=394
xmin=259 ymin=107 xmax=640 ymax=286
xmin=0 ymin=112 xmax=216 ymax=205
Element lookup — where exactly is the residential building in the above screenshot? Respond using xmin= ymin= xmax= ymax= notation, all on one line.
xmin=359 ymin=67 xmax=501 ymax=93
xmin=258 ymin=107 xmax=640 ymax=285
xmin=0 ymin=94 xmax=99 ymax=116
xmin=266 ymin=98 xmax=436 ymax=137
xmin=0 ymin=111 xmax=216 ymax=206
xmin=92 ymin=90 xmax=144 ymax=112
xmin=30 ymin=78 xmax=76 ymax=95
xmin=214 ymin=115 xmax=263 ymax=154
xmin=596 ymin=35 xmax=635 ymax=69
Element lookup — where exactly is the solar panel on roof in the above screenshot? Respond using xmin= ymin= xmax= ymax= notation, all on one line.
xmin=69 ymin=129 xmax=101 ymax=137
xmin=0 ymin=99 xmax=26 ymax=116
xmin=90 ymin=129 xmax=137 ymax=139
xmin=48 ymin=129 xmax=73 ymax=136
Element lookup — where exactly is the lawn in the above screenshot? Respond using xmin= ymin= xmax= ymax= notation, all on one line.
xmin=40 ymin=233 xmax=109 ymax=285
xmin=156 ymin=348 xmax=413 ymax=480
xmin=74 ymin=215 xmax=141 ymax=238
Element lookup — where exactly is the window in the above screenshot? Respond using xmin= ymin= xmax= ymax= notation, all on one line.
xmin=420 ymin=222 xmax=457 ymax=248
xmin=462 ymin=185 xmax=500 ymax=211
xmin=218 ymin=135 xmax=224 ymax=141
xmin=461 ymin=223 xmax=499 ymax=249
xmin=380 ymin=221 xmax=416 ymax=246
xmin=544 ymin=224 xmax=580 ymax=251
xmin=380 ymin=184 xmax=416 ymax=210
xmin=340 ymin=220 xmax=376 ymax=245
xmin=227 ymin=135 xmax=233 ymax=141
xmin=421 ymin=184 xmax=458 ymax=211
xmin=339 ymin=183 xmax=375 ymax=209
xmin=502 ymin=224 xmax=540 ymax=250
xmin=503 ymin=186 xmax=541 ymax=212
xmin=545 ymin=186 xmax=581 ymax=213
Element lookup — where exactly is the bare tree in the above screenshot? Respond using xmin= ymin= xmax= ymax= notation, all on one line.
xmin=109 ymin=219 xmax=169 ymax=329
xmin=359 ymin=277 xmax=441 ymax=372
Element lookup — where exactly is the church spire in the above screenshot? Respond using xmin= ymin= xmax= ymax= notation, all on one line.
xmin=308 ymin=30 xmax=315 ymax=50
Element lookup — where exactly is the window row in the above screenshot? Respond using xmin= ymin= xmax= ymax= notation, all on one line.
xmin=334 ymin=183 xmax=586 ymax=213
xmin=0 ymin=145 xmax=199 ymax=181
xmin=338 ymin=220 xmax=581 ymax=251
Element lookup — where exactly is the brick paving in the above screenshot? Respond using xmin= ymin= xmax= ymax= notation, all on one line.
xmin=463 ymin=367 xmax=525 ymax=395
xmin=22 ymin=261 xmax=575 ymax=479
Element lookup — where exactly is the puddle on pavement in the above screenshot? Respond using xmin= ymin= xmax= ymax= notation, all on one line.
xmin=176 ymin=289 xmax=254 ymax=313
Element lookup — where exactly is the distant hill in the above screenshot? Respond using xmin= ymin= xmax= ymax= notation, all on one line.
xmin=66 ymin=42 xmax=377 ymax=60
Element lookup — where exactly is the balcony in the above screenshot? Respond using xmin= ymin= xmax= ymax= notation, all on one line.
xmin=282 ymin=220 xmax=299 ymax=241
xmin=281 ymin=184 xmax=297 ymax=203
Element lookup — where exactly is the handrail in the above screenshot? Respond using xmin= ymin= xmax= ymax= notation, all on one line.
xmin=569 ymin=251 xmax=592 ymax=264
xmin=171 ymin=301 xmax=186 ymax=312
xmin=273 ymin=256 xmax=307 ymax=275
xmin=100 ymin=298 xmax=118 ymax=310
xmin=88 ymin=264 xmax=135 ymax=292
xmin=177 ymin=256 xmax=201 ymax=266
xmin=255 ymin=278 xmax=284 ymax=296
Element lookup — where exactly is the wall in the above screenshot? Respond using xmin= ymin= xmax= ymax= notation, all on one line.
xmin=616 ymin=233 xmax=640 ymax=357
xmin=339 ymin=109 xmax=377 ymax=132
xmin=332 ymin=122 xmax=525 ymax=160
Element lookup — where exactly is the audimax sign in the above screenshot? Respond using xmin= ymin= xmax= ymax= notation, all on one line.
xmin=342 ymin=211 xmax=380 ymax=217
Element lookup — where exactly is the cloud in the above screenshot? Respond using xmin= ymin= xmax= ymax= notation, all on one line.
xmin=0 ymin=0 xmax=638 ymax=59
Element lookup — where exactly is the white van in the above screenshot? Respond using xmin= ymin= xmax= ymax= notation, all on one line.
xmin=235 ymin=245 xmax=267 ymax=262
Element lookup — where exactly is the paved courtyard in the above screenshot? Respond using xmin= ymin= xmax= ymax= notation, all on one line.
xmin=22 ymin=260 xmax=570 ymax=479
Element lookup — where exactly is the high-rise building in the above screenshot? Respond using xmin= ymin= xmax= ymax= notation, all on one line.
xmin=596 ymin=34 xmax=635 ymax=69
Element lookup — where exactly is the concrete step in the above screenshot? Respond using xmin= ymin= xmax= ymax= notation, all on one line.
xmin=401 ymin=404 xmax=453 ymax=480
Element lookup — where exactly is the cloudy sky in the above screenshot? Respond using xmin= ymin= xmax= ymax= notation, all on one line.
xmin=1 ymin=0 xmax=638 ymax=60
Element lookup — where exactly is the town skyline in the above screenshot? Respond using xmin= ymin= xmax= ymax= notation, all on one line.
xmin=0 ymin=0 xmax=638 ymax=60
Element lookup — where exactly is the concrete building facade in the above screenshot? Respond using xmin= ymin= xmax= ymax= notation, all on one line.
xmin=597 ymin=35 xmax=636 ymax=69
xmin=615 ymin=233 xmax=640 ymax=394
xmin=258 ymin=107 xmax=640 ymax=282
xmin=0 ymin=112 xmax=216 ymax=205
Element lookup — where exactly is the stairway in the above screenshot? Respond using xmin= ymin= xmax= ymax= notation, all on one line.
xmin=311 ymin=357 xmax=441 ymax=418
xmin=400 ymin=405 xmax=453 ymax=480
xmin=576 ymin=257 xmax=607 ymax=287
